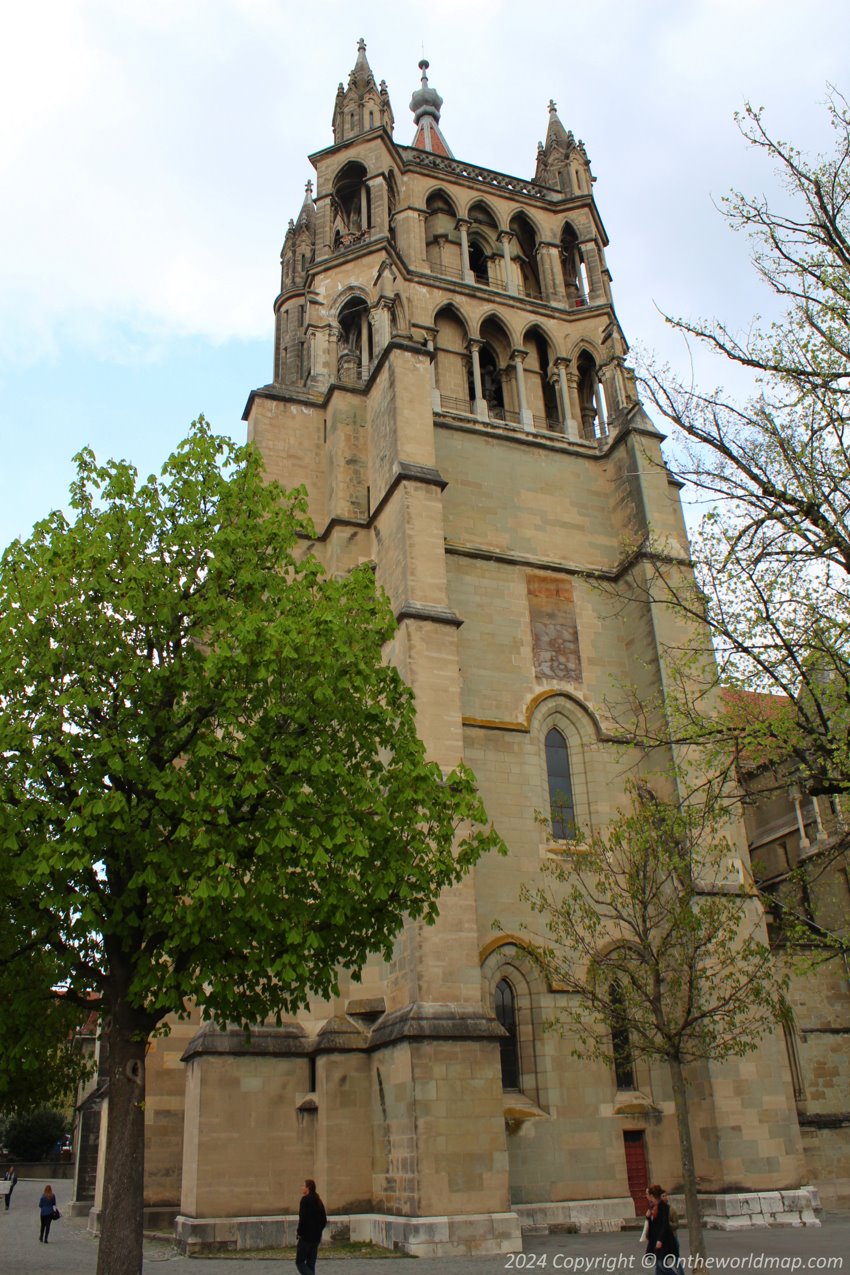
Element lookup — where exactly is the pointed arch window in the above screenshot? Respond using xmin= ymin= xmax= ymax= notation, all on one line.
xmin=545 ymin=728 xmax=575 ymax=839
xmin=468 ymin=240 xmax=490 ymax=284
xmin=610 ymin=979 xmax=635 ymax=1090
xmin=494 ymin=978 xmax=520 ymax=1090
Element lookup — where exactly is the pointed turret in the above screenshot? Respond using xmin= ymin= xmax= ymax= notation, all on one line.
xmin=295 ymin=179 xmax=316 ymax=234
xmin=534 ymin=99 xmax=592 ymax=196
xmin=332 ymin=38 xmax=394 ymax=144
xmin=409 ymin=59 xmax=453 ymax=157
xmin=545 ymin=99 xmax=571 ymax=149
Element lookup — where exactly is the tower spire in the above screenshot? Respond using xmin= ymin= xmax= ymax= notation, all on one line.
xmin=534 ymin=98 xmax=590 ymax=194
xmin=332 ymin=38 xmax=394 ymax=144
xmin=409 ymin=58 xmax=453 ymax=157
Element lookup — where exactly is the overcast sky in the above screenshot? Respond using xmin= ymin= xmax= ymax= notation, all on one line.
xmin=1 ymin=0 xmax=848 ymax=549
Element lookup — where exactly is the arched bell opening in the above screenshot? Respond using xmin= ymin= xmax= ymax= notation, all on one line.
xmin=577 ymin=349 xmax=607 ymax=439
xmin=337 ymin=296 xmax=372 ymax=382
xmin=510 ymin=213 xmax=542 ymax=299
xmin=561 ymin=222 xmax=590 ymax=307
xmin=332 ymin=161 xmax=371 ymax=249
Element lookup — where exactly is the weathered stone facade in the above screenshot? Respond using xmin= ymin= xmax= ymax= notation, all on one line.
xmin=84 ymin=44 xmax=845 ymax=1255
xmin=738 ymin=746 xmax=850 ymax=1210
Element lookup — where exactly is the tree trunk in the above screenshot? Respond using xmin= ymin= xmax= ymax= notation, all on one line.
xmin=96 ymin=991 xmax=152 ymax=1275
xmin=669 ymin=1056 xmax=707 ymax=1270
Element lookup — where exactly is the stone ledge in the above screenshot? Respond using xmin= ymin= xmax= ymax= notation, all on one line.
xmin=514 ymin=1198 xmax=631 ymax=1235
xmin=180 ymin=1021 xmax=309 ymax=1062
xmin=174 ymin=1210 xmax=522 ymax=1256
xmin=167 ymin=1188 xmax=823 ymax=1255
xmin=514 ymin=1188 xmax=822 ymax=1237
xmin=697 ymin=1186 xmax=821 ymax=1230
xmin=368 ymin=1001 xmax=505 ymax=1049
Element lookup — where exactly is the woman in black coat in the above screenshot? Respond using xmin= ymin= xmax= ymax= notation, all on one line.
xmin=645 ymin=1184 xmax=678 ymax=1271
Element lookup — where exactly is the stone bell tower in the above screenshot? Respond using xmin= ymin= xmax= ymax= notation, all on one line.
xmin=170 ymin=40 xmax=810 ymax=1256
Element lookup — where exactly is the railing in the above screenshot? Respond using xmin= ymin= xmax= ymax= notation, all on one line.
xmin=427 ymin=261 xmax=544 ymax=302
xmin=489 ymin=405 xmax=522 ymax=426
xmin=429 ymin=260 xmax=490 ymax=286
xmin=533 ymin=414 xmax=564 ymax=432
xmin=438 ymin=394 xmax=475 ymax=415
xmin=401 ymin=146 xmax=558 ymax=202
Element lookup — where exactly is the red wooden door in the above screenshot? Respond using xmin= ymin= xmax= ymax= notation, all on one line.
xmin=623 ymin=1130 xmax=648 ymax=1215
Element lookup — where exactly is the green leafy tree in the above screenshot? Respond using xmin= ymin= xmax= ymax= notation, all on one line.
xmin=0 ymin=419 xmax=501 ymax=1275
xmin=0 ymin=949 xmax=92 ymax=1117
xmin=522 ymin=783 xmax=789 ymax=1269
xmin=2 ymin=1106 xmax=68 ymax=1162
xmin=638 ymin=89 xmax=850 ymax=818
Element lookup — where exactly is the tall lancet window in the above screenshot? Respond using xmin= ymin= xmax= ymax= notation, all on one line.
xmin=610 ymin=979 xmax=636 ymax=1090
xmin=494 ymin=978 xmax=520 ymax=1090
xmin=545 ymin=728 xmax=575 ymax=839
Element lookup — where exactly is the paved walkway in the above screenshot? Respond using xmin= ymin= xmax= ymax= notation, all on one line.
xmin=2 ymin=1179 xmax=847 ymax=1274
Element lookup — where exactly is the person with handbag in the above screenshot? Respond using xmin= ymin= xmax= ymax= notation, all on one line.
xmin=38 ymin=1184 xmax=60 ymax=1243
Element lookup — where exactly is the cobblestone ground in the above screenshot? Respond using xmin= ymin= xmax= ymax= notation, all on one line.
xmin=1 ymin=1180 xmax=847 ymax=1275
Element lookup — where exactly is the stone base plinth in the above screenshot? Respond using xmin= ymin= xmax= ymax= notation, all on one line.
xmin=515 ymin=1198 xmax=632 ymax=1234
xmin=87 ymin=1204 xmax=180 ymax=1235
xmin=696 ymin=1187 xmax=821 ymax=1230
xmin=174 ymin=1210 xmax=523 ymax=1256
xmin=172 ymin=1188 xmax=822 ymax=1256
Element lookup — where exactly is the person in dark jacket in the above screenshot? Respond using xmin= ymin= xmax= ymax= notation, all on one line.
xmin=295 ymin=1179 xmax=327 ymax=1275
xmin=3 ymin=1166 xmax=17 ymax=1210
xmin=38 ymin=1185 xmax=58 ymax=1243
xmin=645 ymin=1184 xmax=678 ymax=1271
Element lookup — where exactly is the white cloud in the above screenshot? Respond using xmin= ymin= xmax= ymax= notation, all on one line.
xmin=1 ymin=0 xmax=849 ymax=373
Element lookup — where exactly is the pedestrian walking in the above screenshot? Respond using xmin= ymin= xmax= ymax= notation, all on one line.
xmin=3 ymin=1166 xmax=17 ymax=1210
xmin=295 ymin=1178 xmax=327 ymax=1275
xmin=38 ymin=1184 xmax=59 ymax=1243
xmin=644 ymin=1184 xmax=678 ymax=1273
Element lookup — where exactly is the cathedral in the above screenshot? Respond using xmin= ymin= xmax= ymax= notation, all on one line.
xmin=78 ymin=42 xmax=843 ymax=1256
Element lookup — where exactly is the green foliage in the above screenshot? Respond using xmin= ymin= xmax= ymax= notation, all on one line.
xmin=639 ymin=90 xmax=850 ymax=807
xmin=522 ymin=781 xmax=789 ymax=1068
xmin=0 ymin=881 xmax=94 ymax=1115
xmin=0 ymin=418 xmax=501 ymax=1036
xmin=2 ymin=1106 xmax=68 ymax=1162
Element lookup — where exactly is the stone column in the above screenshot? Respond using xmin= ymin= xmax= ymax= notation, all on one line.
xmin=424 ymin=331 xmax=441 ymax=412
xmin=360 ymin=183 xmax=369 ymax=234
xmin=498 ymin=230 xmax=516 ymax=294
xmin=457 ymin=218 xmax=472 ymax=283
xmin=307 ymin=324 xmax=333 ymax=392
xmin=594 ymin=380 xmax=608 ymax=437
xmin=512 ymin=349 xmax=533 ymax=430
xmin=600 ymin=358 xmax=625 ymax=424
xmin=329 ymin=326 xmax=340 ymax=383
xmin=360 ymin=310 xmax=370 ymax=379
xmin=540 ymin=241 xmax=566 ymax=301
xmin=395 ymin=208 xmax=426 ymax=267
xmin=554 ymin=357 xmax=578 ymax=438
xmin=467 ymin=338 xmax=487 ymax=419
xmin=315 ymin=198 xmax=332 ymax=260
xmin=370 ymin=301 xmax=393 ymax=360
xmin=367 ymin=175 xmax=386 ymax=236
xmin=567 ymin=368 xmax=585 ymax=438
xmin=580 ymin=238 xmax=607 ymax=303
